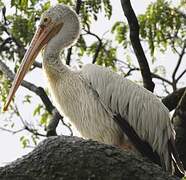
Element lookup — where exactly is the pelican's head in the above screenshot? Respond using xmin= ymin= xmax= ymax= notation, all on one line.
xmin=41 ymin=4 xmax=80 ymax=55
xmin=3 ymin=4 xmax=80 ymax=111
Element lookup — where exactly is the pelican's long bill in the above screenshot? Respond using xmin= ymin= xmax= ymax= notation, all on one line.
xmin=3 ymin=22 xmax=63 ymax=111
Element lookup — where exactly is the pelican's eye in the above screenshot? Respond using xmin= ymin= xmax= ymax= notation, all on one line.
xmin=42 ymin=17 xmax=51 ymax=25
xmin=44 ymin=17 xmax=48 ymax=22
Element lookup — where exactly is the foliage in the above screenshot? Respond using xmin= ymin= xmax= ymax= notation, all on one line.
xmin=138 ymin=0 xmax=186 ymax=56
xmin=87 ymin=40 xmax=117 ymax=68
xmin=111 ymin=21 xmax=128 ymax=48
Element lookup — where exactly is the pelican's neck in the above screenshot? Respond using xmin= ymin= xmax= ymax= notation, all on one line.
xmin=43 ymin=48 xmax=67 ymax=78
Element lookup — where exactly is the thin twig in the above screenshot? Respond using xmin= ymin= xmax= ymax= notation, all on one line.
xmin=151 ymin=73 xmax=173 ymax=86
xmin=24 ymin=126 xmax=46 ymax=137
xmin=172 ymin=42 xmax=186 ymax=90
xmin=171 ymin=89 xmax=186 ymax=121
xmin=116 ymin=58 xmax=172 ymax=86
xmin=176 ymin=69 xmax=186 ymax=82
xmin=0 ymin=126 xmax=25 ymax=134
xmin=83 ymin=29 xmax=103 ymax=64
xmin=14 ymin=105 xmax=46 ymax=137
xmin=83 ymin=29 xmax=102 ymax=42
xmin=162 ymin=81 xmax=171 ymax=95
xmin=124 ymin=67 xmax=139 ymax=77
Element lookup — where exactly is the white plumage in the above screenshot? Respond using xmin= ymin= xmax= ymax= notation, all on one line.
xmin=44 ymin=60 xmax=173 ymax=171
xmin=4 ymin=4 xmax=184 ymax=175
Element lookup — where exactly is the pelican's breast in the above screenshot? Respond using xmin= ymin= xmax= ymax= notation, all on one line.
xmin=43 ymin=67 xmax=123 ymax=145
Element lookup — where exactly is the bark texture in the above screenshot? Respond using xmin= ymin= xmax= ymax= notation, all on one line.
xmin=172 ymin=89 xmax=186 ymax=169
xmin=162 ymin=87 xmax=186 ymax=111
xmin=0 ymin=136 xmax=179 ymax=180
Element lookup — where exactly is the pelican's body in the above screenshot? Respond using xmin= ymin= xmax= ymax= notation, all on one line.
xmin=4 ymin=4 xmax=184 ymax=175
xmin=44 ymin=63 xmax=125 ymax=145
xmin=44 ymin=61 xmax=171 ymax=149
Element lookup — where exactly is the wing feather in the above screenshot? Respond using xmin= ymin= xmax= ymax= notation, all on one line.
xmin=81 ymin=63 xmax=184 ymax=175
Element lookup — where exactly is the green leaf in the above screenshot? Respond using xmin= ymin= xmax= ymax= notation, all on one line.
xmin=20 ymin=0 xmax=28 ymax=11
xmin=20 ymin=136 xmax=29 ymax=148
xmin=23 ymin=95 xmax=32 ymax=104
xmin=42 ymin=1 xmax=51 ymax=11
xmin=33 ymin=104 xmax=43 ymax=116
xmin=40 ymin=112 xmax=49 ymax=126
xmin=111 ymin=21 xmax=128 ymax=47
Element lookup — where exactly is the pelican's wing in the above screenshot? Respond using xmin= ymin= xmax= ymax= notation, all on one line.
xmin=80 ymin=63 xmax=184 ymax=174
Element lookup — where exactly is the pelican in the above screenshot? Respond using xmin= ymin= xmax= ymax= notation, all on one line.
xmin=3 ymin=4 xmax=185 ymax=175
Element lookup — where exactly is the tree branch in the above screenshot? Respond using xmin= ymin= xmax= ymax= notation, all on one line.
xmin=0 ymin=136 xmax=179 ymax=180
xmin=24 ymin=126 xmax=46 ymax=137
xmin=120 ymin=0 xmax=155 ymax=92
xmin=124 ymin=67 xmax=139 ymax=77
xmin=0 ymin=126 xmax=25 ymax=134
xmin=0 ymin=24 xmax=25 ymax=51
xmin=75 ymin=0 xmax=82 ymax=14
xmin=0 ymin=37 xmax=12 ymax=51
xmin=83 ymin=29 xmax=103 ymax=64
xmin=151 ymin=73 xmax=173 ymax=86
xmin=14 ymin=105 xmax=46 ymax=137
xmin=66 ymin=0 xmax=82 ymax=65
xmin=172 ymin=89 xmax=186 ymax=120
xmin=162 ymin=87 xmax=186 ymax=111
xmin=66 ymin=48 xmax=72 ymax=65
xmin=171 ymin=89 xmax=186 ymax=169
xmin=0 ymin=59 xmax=54 ymax=113
xmin=176 ymin=69 xmax=186 ymax=82
xmin=92 ymin=41 xmax=102 ymax=64
xmin=46 ymin=108 xmax=73 ymax=137
xmin=172 ymin=42 xmax=186 ymax=90
xmin=1 ymin=7 xmax=9 ymax=26
xmin=116 ymin=59 xmax=172 ymax=86
xmin=32 ymin=61 xmax=42 ymax=69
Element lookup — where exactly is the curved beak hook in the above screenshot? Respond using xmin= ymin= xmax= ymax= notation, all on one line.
xmin=3 ymin=22 xmax=63 ymax=111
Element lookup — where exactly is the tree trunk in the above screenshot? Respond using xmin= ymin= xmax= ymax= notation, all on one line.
xmin=172 ymin=89 xmax=186 ymax=169
xmin=0 ymin=136 xmax=179 ymax=180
